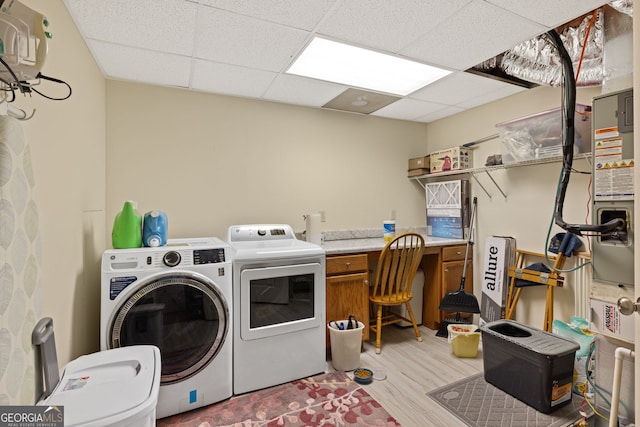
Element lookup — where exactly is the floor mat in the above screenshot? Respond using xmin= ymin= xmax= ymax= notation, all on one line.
xmin=157 ymin=371 xmax=400 ymax=426
xmin=427 ymin=373 xmax=585 ymax=427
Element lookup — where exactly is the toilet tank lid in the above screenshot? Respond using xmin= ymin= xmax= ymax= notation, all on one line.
xmin=38 ymin=345 xmax=161 ymax=426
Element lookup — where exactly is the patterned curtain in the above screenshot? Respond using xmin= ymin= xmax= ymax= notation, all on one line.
xmin=0 ymin=116 xmax=42 ymax=404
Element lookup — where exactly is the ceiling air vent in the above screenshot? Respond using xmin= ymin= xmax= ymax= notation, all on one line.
xmin=322 ymin=88 xmax=400 ymax=114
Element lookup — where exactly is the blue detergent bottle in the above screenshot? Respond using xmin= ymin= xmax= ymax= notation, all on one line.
xmin=142 ymin=210 xmax=168 ymax=247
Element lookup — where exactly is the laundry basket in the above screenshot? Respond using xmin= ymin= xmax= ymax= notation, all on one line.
xmin=328 ymin=319 xmax=364 ymax=371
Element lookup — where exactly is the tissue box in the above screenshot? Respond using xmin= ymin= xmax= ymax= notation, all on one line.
xmin=429 ymin=147 xmax=473 ymax=173
xmin=496 ymin=104 xmax=592 ymax=164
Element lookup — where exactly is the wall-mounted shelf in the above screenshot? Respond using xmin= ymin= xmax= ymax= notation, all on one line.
xmin=410 ymin=152 xmax=592 ymax=199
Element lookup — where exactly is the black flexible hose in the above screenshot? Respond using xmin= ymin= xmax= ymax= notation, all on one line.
xmin=547 ymin=30 xmax=626 ymax=236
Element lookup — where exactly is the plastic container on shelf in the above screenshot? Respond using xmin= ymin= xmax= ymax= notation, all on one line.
xmin=496 ymin=104 xmax=592 ymax=164
xmin=447 ymin=324 xmax=480 ymax=358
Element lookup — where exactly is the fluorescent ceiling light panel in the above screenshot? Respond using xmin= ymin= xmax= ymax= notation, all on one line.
xmin=287 ymin=37 xmax=451 ymax=96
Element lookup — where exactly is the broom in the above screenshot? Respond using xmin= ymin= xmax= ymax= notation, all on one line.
xmin=436 ymin=197 xmax=480 ymax=337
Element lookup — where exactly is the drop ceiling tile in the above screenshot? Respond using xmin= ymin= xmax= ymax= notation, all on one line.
xmin=191 ymin=60 xmax=277 ymax=98
xmin=195 ymin=6 xmax=310 ymax=72
xmin=410 ymin=72 xmax=518 ymax=105
xmin=199 ymin=0 xmax=337 ymax=31
xmin=415 ymin=105 xmax=467 ymax=123
xmin=65 ymin=0 xmax=602 ymax=125
xmin=263 ymin=74 xmax=348 ymax=107
xmin=485 ymin=0 xmax=609 ymax=27
xmin=456 ymin=84 xmax=526 ymax=109
xmin=371 ymin=98 xmax=448 ymax=121
xmin=64 ymin=0 xmax=197 ymax=55
xmin=316 ymin=0 xmax=471 ymax=52
xmin=401 ymin=0 xmax=547 ymax=70
xmin=88 ymin=40 xmax=192 ymax=87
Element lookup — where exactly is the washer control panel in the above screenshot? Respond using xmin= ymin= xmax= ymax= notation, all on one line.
xmin=105 ymin=246 xmax=228 ymax=271
xmin=227 ymin=224 xmax=295 ymax=242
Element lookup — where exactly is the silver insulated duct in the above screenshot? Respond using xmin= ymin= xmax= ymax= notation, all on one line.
xmin=501 ymin=10 xmax=603 ymax=87
xmin=469 ymin=1 xmax=633 ymax=89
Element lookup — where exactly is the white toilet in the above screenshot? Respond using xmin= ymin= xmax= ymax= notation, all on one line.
xmin=32 ymin=317 xmax=161 ymax=427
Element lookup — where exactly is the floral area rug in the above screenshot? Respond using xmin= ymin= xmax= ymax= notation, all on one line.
xmin=157 ymin=371 xmax=400 ymax=427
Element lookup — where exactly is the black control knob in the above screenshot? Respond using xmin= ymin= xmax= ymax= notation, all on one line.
xmin=163 ymin=251 xmax=181 ymax=267
xmin=257 ymin=229 xmax=266 ymax=236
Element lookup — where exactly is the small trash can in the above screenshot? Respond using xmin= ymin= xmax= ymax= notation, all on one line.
xmin=328 ymin=319 xmax=365 ymax=371
xmin=447 ymin=324 xmax=480 ymax=358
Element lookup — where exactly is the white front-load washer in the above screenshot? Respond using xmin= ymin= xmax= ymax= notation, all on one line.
xmin=101 ymin=237 xmax=232 ymax=419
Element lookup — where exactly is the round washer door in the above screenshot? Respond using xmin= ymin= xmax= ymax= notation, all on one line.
xmin=109 ymin=271 xmax=229 ymax=385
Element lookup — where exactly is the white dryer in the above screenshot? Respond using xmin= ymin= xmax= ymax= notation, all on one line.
xmin=101 ymin=237 xmax=232 ymax=419
xmin=227 ymin=224 xmax=326 ymax=394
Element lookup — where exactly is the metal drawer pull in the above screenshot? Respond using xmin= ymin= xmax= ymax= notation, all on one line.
xmin=345 ymin=262 xmax=351 ymax=268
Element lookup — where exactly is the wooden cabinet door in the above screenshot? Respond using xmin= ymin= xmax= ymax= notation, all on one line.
xmin=326 ymin=272 xmax=369 ymax=347
xmin=440 ymin=260 xmax=473 ymax=321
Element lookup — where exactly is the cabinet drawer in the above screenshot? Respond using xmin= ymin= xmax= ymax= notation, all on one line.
xmin=442 ymin=245 xmax=471 ymax=262
xmin=326 ymin=254 xmax=368 ymax=275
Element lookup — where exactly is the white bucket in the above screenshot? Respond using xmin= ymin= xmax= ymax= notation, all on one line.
xmin=328 ymin=320 xmax=365 ymax=371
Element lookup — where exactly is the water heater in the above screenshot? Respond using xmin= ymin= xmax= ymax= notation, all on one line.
xmin=591 ymin=88 xmax=634 ymax=287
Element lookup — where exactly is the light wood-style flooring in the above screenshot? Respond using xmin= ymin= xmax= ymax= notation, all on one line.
xmin=330 ymin=324 xmax=484 ymax=426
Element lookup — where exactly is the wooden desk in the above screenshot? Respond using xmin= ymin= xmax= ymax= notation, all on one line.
xmin=323 ymin=236 xmax=471 ymax=335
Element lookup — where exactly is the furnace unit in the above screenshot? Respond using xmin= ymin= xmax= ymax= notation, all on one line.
xmin=591 ymin=88 xmax=634 ymax=287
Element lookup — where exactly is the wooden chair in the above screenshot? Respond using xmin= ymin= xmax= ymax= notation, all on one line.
xmin=369 ymin=232 xmax=424 ymax=354
xmin=505 ymin=233 xmax=581 ymax=332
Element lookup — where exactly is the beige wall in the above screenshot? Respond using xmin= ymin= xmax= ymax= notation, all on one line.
xmin=11 ymin=0 xmax=105 ymax=378
xmin=105 ymin=66 xmax=640 ymax=335
xmin=106 ymin=81 xmax=610 ymax=330
xmin=105 ymin=82 xmax=428 ymax=240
